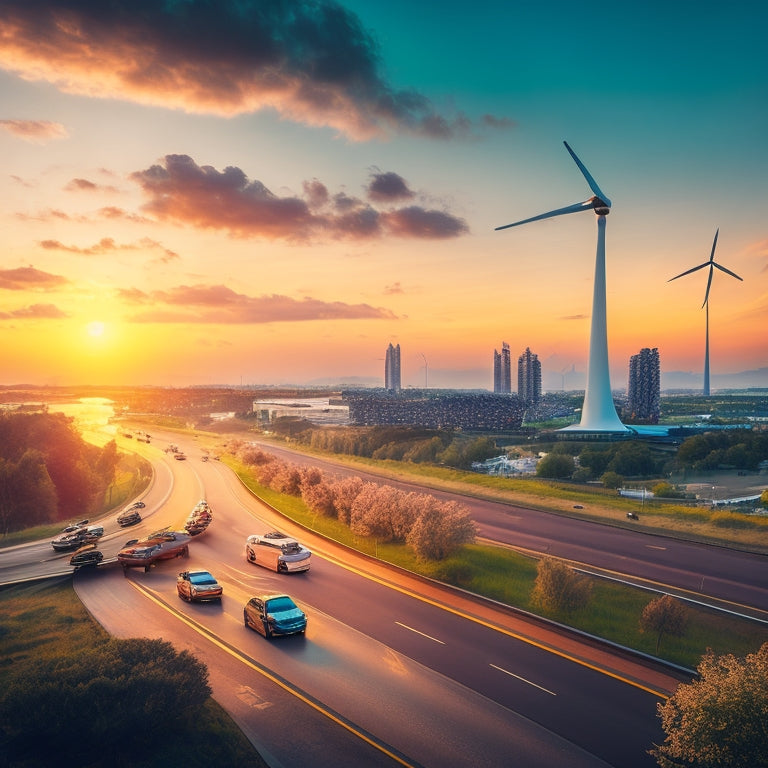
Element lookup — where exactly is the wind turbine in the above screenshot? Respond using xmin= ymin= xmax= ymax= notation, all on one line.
xmin=668 ymin=229 xmax=742 ymax=396
xmin=496 ymin=142 xmax=629 ymax=433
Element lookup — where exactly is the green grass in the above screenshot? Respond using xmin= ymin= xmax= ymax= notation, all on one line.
xmin=226 ymin=457 xmax=768 ymax=670
xmin=0 ymin=580 xmax=267 ymax=768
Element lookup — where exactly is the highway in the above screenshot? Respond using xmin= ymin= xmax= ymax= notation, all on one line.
xmin=245 ymin=440 xmax=768 ymax=616
xmin=1 ymin=432 xmax=712 ymax=766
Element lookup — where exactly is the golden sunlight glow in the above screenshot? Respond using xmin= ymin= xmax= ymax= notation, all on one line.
xmin=87 ymin=321 xmax=105 ymax=338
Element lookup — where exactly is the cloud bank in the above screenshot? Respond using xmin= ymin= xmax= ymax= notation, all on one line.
xmin=130 ymin=154 xmax=469 ymax=240
xmin=118 ymin=284 xmax=397 ymax=324
xmin=0 ymin=0 xmax=510 ymax=140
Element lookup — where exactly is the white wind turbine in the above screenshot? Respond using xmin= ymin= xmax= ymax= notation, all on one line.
xmin=496 ymin=141 xmax=629 ymax=433
xmin=668 ymin=229 xmax=742 ymax=396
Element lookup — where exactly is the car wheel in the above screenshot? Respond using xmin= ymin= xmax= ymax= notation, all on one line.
xmin=243 ymin=611 xmax=251 ymax=629
xmin=263 ymin=622 xmax=272 ymax=638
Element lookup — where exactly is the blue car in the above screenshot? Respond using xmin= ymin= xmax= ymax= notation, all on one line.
xmin=243 ymin=594 xmax=307 ymax=638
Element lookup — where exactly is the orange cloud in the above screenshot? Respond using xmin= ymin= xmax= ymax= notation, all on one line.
xmin=0 ymin=119 xmax=67 ymax=142
xmin=0 ymin=0 xmax=511 ymax=141
xmin=117 ymin=283 xmax=397 ymax=324
xmin=0 ymin=303 xmax=68 ymax=319
xmin=0 ymin=266 xmax=69 ymax=291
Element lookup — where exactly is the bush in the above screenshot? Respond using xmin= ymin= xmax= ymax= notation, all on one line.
xmin=639 ymin=595 xmax=688 ymax=654
xmin=531 ymin=557 xmax=592 ymax=614
xmin=0 ymin=638 xmax=210 ymax=765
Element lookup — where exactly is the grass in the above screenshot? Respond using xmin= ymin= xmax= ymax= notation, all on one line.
xmin=225 ymin=456 xmax=768 ymax=670
xmin=0 ymin=579 xmax=267 ymax=768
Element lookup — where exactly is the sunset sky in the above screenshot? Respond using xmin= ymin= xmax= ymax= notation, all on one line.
xmin=1 ymin=0 xmax=766 ymax=391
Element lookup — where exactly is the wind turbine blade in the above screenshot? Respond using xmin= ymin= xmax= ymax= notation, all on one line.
xmin=702 ymin=266 xmax=715 ymax=307
xmin=495 ymin=200 xmax=595 ymax=230
xmin=667 ymin=262 xmax=709 ymax=282
xmin=709 ymin=228 xmax=719 ymax=262
xmin=712 ymin=262 xmax=743 ymax=281
xmin=563 ymin=141 xmax=611 ymax=207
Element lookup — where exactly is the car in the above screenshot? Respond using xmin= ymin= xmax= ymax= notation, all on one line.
xmin=184 ymin=500 xmax=212 ymax=536
xmin=61 ymin=519 xmax=89 ymax=533
xmin=70 ymin=543 xmax=103 ymax=569
xmin=627 ymin=511 xmax=640 ymax=521
xmin=245 ymin=531 xmax=311 ymax=573
xmin=174 ymin=453 xmax=187 ymax=461
xmin=117 ymin=529 xmax=191 ymax=571
xmin=129 ymin=501 xmax=146 ymax=509
xmin=243 ymin=594 xmax=307 ymax=638
xmin=573 ymin=504 xmax=584 ymax=509
xmin=117 ymin=508 xmax=142 ymax=527
xmin=51 ymin=530 xmax=88 ymax=551
xmin=176 ymin=570 xmax=223 ymax=602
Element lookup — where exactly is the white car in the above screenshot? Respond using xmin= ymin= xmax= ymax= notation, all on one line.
xmin=245 ymin=531 xmax=311 ymax=573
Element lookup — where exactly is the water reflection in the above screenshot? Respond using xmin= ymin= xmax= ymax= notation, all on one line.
xmin=53 ymin=397 xmax=116 ymax=433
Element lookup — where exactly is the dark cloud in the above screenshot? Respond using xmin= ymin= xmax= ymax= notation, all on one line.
xmin=0 ymin=266 xmax=69 ymax=291
xmin=366 ymin=171 xmax=414 ymax=203
xmin=118 ymin=283 xmax=397 ymax=324
xmin=380 ymin=207 xmax=469 ymax=239
xmin=0 ymin=303 xmax=68 ymax=319
xmin=0 ymin=119 xmax=67 ymax=142
xmin=130 ymin=154 xmax=468 ymax=240
xmin=0 ymin=0 xmax=510 ymax=140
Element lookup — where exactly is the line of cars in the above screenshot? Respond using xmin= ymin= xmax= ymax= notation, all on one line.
xmin=54 ymin=498 xmax=310 ymax=638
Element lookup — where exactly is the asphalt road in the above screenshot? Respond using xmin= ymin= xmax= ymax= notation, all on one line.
xmin=244 ymin=439 xmax=768 ymax=616
xmin=33 ymin=433 xmax=682 ymax=767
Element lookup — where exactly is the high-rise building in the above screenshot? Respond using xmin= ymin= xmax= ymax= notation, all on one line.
xmin=627 ymin=347 xmax=660 ymax=423
xmin=385 ymin=343 xmax=401 ymax=392
xmin=518 ymin=347 xmax=541 ymax=405
xmin=493 ymin=342 xmax=511 ymax=394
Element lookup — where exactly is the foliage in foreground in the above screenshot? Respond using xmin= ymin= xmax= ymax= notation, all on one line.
xmin=0 ymin=581 xmax=265 ymax=768
xmin=651 ymin=643 xmax=768 ymax=768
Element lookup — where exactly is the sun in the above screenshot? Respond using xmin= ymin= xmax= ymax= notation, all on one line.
xmin=87 ymin=321 xmax=105 ymax=338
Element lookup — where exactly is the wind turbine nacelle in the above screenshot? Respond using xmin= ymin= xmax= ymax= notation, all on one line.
xmin=590 ymin=196 xmax=611 ymax=215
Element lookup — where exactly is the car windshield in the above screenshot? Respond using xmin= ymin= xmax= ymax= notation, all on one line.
xmin=189 ymin=573 xmax=216 ymax=585
xmin=266 ymin=596 xmax=296 ymax=613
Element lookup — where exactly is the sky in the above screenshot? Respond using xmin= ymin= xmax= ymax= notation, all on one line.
xmin=0 ymin=0 xmax=766 ymax=392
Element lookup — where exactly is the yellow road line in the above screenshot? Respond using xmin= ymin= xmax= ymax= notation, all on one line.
xmin=127 ymin=579 xmax=419 ymax=768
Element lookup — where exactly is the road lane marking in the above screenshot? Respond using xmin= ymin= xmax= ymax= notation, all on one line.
xmin=307 ymin=545 xmax=672 ymax=699
xmin=645 ymin=545 xmax=667 ymax=551
xmin=490 ymin=664 xmax=556 ymax=696
xmin=395 ymin=621 xmax=445 ymax=644
xmin=126 ymin=579 xmax=422 ymax=768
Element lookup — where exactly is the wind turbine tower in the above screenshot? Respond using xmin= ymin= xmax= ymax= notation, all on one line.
xmin=496 ymin=142 xmax=629 ymax=434
xmin=668 ymin=229 xmax=742 ymax=396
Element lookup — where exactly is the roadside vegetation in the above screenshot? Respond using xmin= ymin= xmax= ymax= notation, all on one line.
xmin=224 ymin=450 xmax=768 ymax=670
xmin=0 ymin=579 xmax=266 ymax=768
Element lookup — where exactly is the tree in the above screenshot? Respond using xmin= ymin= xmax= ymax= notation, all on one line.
xmin=531 ymin=557 xmax=592 ymax=614
xmin=651 ymin=643 xmax=768 ymax=768
xmin=651 ymin=482 xmax=684 ymax=500
xmin=0 ymin=637 xmax=211 ymax=765
xmin=640 ymin=595 xmax=688 ymax=654
xmin=761 ymin=489 xmax=768 ymax=509
xmin=406 ymin=499 xmax=476 ymax=560
xmin=536 ymin=453 xmax=575 ymax=479
xmin=600 ymin=470 xmax=624 ymax=489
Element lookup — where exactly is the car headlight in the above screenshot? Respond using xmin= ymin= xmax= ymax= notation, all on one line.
xmin=191 ymin=588 xmax=197 ymax=596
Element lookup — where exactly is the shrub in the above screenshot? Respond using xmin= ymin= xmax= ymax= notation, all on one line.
xmin=531 ymin=557 xmax=592 ymax=614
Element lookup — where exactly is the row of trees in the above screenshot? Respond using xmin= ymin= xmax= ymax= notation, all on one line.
xmin=0 ymin=412 xmax=120 ymax=534
xmin=233 ymin=443 xmax=476 ymax=560
xmin=267 ymin=421 xmax=499 ymax=470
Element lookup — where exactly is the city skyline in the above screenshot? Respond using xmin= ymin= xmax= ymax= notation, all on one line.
xmin=1 ymin=1 xmax=766 ymax=390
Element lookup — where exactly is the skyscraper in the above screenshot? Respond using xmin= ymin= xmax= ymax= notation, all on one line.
xmin=627 ymin=347 xmax=660 ymax=423
xmin=385 ymin=343 xmax=401 ymax=392
xmin=493 ymin=342 xmax=511 ymax=394
xmin=518 ymin=347 xmax=541 ymax=405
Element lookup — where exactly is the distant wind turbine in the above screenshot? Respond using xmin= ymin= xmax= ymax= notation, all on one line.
xmin=496 ymin=142 xmax=628 ymax=433
xmin=668 ymin=229 xmax=743 ymax=396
